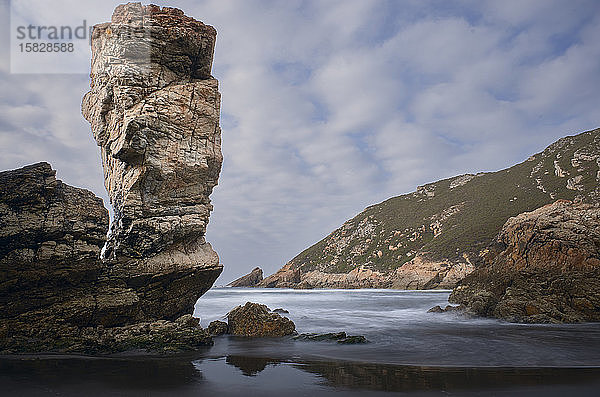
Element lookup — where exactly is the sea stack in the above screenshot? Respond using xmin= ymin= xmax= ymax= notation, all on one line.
xmin=82 ymin=3 xmax=223 ymax=319
xmin=228 ymin=267 xmax=264 ymax=287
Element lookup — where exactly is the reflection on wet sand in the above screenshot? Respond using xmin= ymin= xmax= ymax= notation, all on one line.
xmin=224 ymin=354 xmax=600 ymax=393
xmin=2 ymin=353 xmax=600 ymax=396
xmin=226 ymin=355 xmax=281 ymax=376
xmin=0 ymin=354 xmax=206 ymax=393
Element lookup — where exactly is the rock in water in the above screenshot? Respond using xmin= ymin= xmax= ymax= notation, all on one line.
xmin=449 ymin=200 xmax=600 ymax=323
xmin=82 ymin=3 xmax=223 ymax=320
xmin=227 ymin=302 xmax=296 ymax=337
xmin=207 ymin=320 xmax=228 ymax=336
xmin=227 ymin=267 xmax=263 ymax=287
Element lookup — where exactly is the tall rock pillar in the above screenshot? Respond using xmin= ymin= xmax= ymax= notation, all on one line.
xmin=82 ymin=3 xmax=223 ymax=319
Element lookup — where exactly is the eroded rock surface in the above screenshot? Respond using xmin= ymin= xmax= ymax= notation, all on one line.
xmin=1 ymin=3 xmax=223 ymax=354
xmin=228 ymin=267 xmax=263 ymax=287
xmin=0 ymin=163 xmax=212 ymax=353
xmin=0 ymin=162 xmax=109 ymax=322
xmin=449 ymin=200 xmax=600 ymax=323
xmin=82 ymin=3 xmax=223 ymax=319
xmin=227 ymin=302 xmax=296 ymax=337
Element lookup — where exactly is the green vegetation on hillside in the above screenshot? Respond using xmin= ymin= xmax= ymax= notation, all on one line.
xmin=289 ymin=129 xmax=600 ymax=274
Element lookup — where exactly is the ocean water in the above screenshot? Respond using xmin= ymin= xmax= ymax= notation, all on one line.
xmin=2 ymin=288 xmax=600 ymax=396
xmin=194 ymin=288 xmax=600 ymax=367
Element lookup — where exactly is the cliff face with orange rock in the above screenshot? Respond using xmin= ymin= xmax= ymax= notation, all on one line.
xmin=449 ymin=200 xmax=600 ymax=323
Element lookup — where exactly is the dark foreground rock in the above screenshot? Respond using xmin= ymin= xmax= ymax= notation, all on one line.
xmin=227 ymin=302 xmax=295 ymax=337
xmin=1 ymin=4 xmax=226 ymax=355
xmin=0 ymin=163 xmax=213 ymax=354
xmin=2 ymin=315 xmax=212 ymax=355
xmin=448 ymin=200 xmax=600 ymax=323
xmin=227 ymin=267 xmax=263 ymax=287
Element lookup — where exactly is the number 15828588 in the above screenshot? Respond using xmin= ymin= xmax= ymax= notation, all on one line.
xmin=19 ymin=42 xmax=74 ymax=52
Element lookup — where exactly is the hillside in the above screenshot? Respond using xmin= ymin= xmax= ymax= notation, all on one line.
xmin=260 ymin=128 xmax=600 ymax=289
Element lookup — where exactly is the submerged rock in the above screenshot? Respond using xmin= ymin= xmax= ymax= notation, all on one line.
xmin=82 ymin=3 xmax=223 ymax=320
xmin=293 ymin=332 xmax=368 ymax=344
xmin=227 ymin=302 xmax=295 ymax=337
xmin=272 ymin=308 xmax=289 ymax=314
xmin=227 ymin=267 xmax=263 ymax=287
xmin=208 ymin=320 xmax=228 ymax=336
xmin=449 ymin=200 xmax=600 ymax=323
xmin=427 ymin=305 xmax=466 ymax=314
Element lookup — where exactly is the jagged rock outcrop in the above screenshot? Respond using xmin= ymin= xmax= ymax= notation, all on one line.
xmin=448 ymin=200 xmax=600 ymax=323
xmin=228 ymin=267 xmax=263 ymax=287
xmin=82 ymin=3 xmax=223 ymax=319
xmin=1 ymin=4 xmax=223 ymax=353
xmin=227 ymin=302 xmax=296 ymax=337
xmin=0 ymin=162 xmax=109 ymax=322
xmin=263 ymin=128 xmax=600 ymax=289
xmin=0 ymin=163 xmax=213 ymax=353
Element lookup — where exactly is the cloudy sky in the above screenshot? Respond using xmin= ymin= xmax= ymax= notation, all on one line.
xmin=1 ymin=0 xmax=599 ymax=283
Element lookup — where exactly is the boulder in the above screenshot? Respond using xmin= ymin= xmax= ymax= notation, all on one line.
xmin=208 ymin=320 xmax=228 ymax=336
xmin=227 ymin=302 xmax=295 ymax=337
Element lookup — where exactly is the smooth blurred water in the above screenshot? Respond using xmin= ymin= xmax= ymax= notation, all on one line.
xmin=195 ymin=288 xmax=600 ymax=367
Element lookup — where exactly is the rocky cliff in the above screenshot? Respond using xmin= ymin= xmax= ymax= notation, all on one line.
xmin=82 ymin=3 xmax=223 ymax=319
xmin=261 ymin=128 xmax=600 ymax=289
xmin=1 ymin=4 xmax=223 ymax=353
xmin=448 ymin=200 xmax=600 ymax=323
xmin=0 ymin=163 xmax=109 ymax=322
xmin=227 ymin=267 xmax=263 ymax=287
xmin=0 ymin=163 xmax=213 ymax=353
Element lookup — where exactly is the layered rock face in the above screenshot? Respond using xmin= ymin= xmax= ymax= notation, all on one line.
xmin=1 ymin=4 xmax=223 ymax=353
xmin=0 ymin=163 xmax=108 ymax=322
xmin=228 ymin=267 xmax=263 ymax=287
xmin=449 ymin=200 xmax=600 ymax=323
xmin=82 ymin=3 xmax=223 ymax=319
xmin=0 ymin=163 xmax=212 ymax=353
